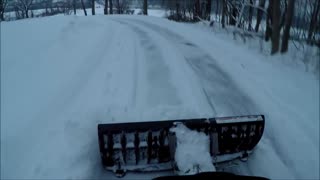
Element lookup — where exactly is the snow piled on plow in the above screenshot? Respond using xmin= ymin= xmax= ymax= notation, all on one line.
xmin=170 ymin=123 xmax=215 ymax=175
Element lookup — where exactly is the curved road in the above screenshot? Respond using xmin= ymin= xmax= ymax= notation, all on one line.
xmin=112 ymin=17 xmax=259 ymax=117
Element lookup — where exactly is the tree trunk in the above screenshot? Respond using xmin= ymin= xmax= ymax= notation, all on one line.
xmin=92 ymin=0 xmax=95 ymax=15
xmin=176 ymin=1 xmax=180 ymax=21
xmin=255 ymin=0 xmax=266 ymax=32
xmin=195 ymin=0 xmax=200 ymax=19
xmin=248 ymin=0 xmax=253 ymax=31
xmin=206 ymin=0 xmax=211 ymax=20
xmin=143 ymin=0 xmax=147 ymax=15
xmin=81 ymin=0 xmax=87 ymax=16
xmin=73 ymin=0 xmax=76 ymax=15
xmin=280 ymin=0 xmax=287 ymax=31
xmin=25 ymin=9 xmax=29 ymax=18
xmin=307 ymin=0 xmax=320 ymax=44
xmin=271 ymin=0 xmax=280 ymax=54
xmin=229 ymin=3 xmax=237 ymax=26
xmin=116 ymin=0 xmax=120 ymax=14
xmin=265 ymin=0 xmax=273 ymax=41
xmin=109 ymin=0 xmax=113 ymax=14
xmin=216 ymin=0 xmax=219 ymax=22
xmin=281 ymin=0 xmax=295 ymax=53
xmin=0 ymin=0 xmax=4 ymax=21
xmin=222 ymin=0 xmax=227 ymax=28
xmin=104 ymin=0 xmax=108 ymax=14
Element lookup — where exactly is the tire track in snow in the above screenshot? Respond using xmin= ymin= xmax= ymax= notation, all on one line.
xmin=112 ymin=19 xmax=214 ymax=119
xmin=118 ymin=18 xmax=259 ymax=116
xmin=64 ymin=21 xmax=151 ymax=179
xmin=110 ymin=20 xmax=183 ymax=118
xmin=109 ymin=20 xmax=143 ymax=113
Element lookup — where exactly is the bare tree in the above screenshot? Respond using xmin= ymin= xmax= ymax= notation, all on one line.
xmin=279 ymin=0 xmax=288 ymax=30
xmin=116 ymin=0 xmax=119 ymax=13
xmin=14 ymin=5 xmax=24 ymax=19
xmin=255 ymin=0 xmax=266 ymax=32
xmin=104 ymin=0 xmax=108 ymax=14
xmin=281 ymin=0 xmax=295 ymax=53
xmin=109 ymin=0 xmax=113 ymax=14
xmin=248 ymin=0 xmax=253 ymax=31
xmin=194 ymin=0 xmax=200 ymax=19
xmin=44 ymin=0 xmax=53 ymax=15
xmin=0 ymin=0 xmax=8 ymax=21
xmin=143 ymin=0 xmax=148 ymax=15
xmin=73 ymin=0 xmax=76 ymax=15
xmin=215 ymin=0 xmax=220 ymax=22
xmin=114 ymin=0 xmax=129 ymax=14
xmin=62 ymin=0 xmax=73 ymax=15
xmin=187 ymin=0 xmax=194 ymax=21
xmin=164 ymin=0 xmax=203 ymax=22
xmin=206 ymin=0 xmax=212 ymax=20
xmin=271 ymin=0 xmax=281 ymax=54
xmin=229 ymin=1 xmax=238 ymax=26
xmin=308 ymin=0 xmax=320 ymax=44
xmin=202 ymin=0 xmax=317 ymax=53
xmin=14 ymin=0 xmax=34 ymax=18
xmin=80 ymin=0 xmax=87 ymax=16
xmin=265 ymin=0 xmax=273 ymax=41
xmin=92 ymin=0 xmax=95 ymax=15
xmin=222 ymin=0 xmax=227 ymax=28
xmin=175 ymin=0 xmax=180 ymax=20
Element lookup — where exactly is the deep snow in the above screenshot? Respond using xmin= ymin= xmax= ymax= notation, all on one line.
xmin=1 ymin=14 xmax=319 ymax=179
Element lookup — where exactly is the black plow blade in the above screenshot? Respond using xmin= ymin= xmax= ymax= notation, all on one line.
xmin=97 ymin=115 xmax=265 ymax=174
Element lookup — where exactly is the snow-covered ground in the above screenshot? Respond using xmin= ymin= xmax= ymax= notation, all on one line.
xmin=1 ymin=14 xmax=319 ymax=179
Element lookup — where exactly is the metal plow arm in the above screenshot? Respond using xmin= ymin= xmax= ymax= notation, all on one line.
xmin=97 ymin=115 xmax=265 ymax=173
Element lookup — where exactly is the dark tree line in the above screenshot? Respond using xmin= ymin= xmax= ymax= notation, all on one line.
xmin=1 ymin=0 xmax=133 ymax=19
xmin=162 ymin=0 xmax=212 ymax=22
xmin=307 ymin=0 xmax=320 ymax=45
xmin=208 ymin=0 xmax=319 ymax=54
xmin=13 ymin=0 xmax=35 ymax=19
xmin=0 ymin=0 xmax=8 ymax=21
xmin=2 ymin=0 xmax=318 ymax=54
xmin=58 ymin=0 xmax=133 ymax=16
xmin=161 ymin=0 xmax=318 ymax=53
xmin=102 ymin=0 xmax=132 ymax=15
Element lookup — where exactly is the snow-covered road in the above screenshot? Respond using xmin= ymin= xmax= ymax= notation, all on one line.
xmin=113 ymin=17 xmax=259 ymax=116
xmin=1 ymin=15 xmax=319 ymax=179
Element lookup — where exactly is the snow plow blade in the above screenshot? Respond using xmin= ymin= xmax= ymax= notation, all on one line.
xmin=97 ymin=115 xmax=265 ymax=174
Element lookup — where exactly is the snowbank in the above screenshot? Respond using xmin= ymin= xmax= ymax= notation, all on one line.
xmin=193 ymin=22 xmax=320 ymax=78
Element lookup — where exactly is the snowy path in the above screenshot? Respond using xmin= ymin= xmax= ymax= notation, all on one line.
xmin=1 ymin=15 xmax=318 ymax=179
xmin=1 ymin=16 xmax=215 ymax=179
xmin=111 ymin=19 xmax=214 ymax=119
xmin=113 ymin=18 xmax=259 ymax=116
